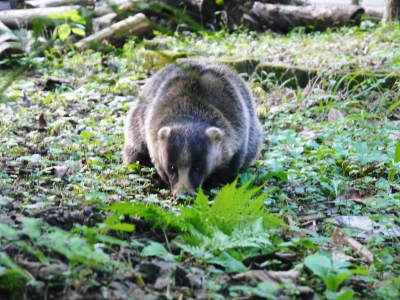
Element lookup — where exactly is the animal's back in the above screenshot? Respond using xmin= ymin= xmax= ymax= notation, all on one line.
xmin=142 ymin=61 xmax=255 ymax=151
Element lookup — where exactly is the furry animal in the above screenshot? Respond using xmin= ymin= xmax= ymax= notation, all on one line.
xmin=123 ymin=60 xmax=262 ymax=195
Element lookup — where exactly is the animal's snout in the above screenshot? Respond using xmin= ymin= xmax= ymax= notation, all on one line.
xmin=172 ymin=184 xmax=196 ymax=197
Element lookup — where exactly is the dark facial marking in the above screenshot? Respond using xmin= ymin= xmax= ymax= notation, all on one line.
xmin=188 ymin=134 xmax=208 ymax=189
xmin=165 ymin=132 xmax=183 ymax=187
xmin=164 ymin=123 xmax=210 ymax=190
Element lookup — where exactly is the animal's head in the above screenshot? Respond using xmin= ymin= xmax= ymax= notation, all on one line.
xmin=154 ymin=123 xmax=228 ymax=196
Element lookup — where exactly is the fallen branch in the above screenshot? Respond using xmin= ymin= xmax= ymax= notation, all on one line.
xmin=333 ymin=228 xmax=374 ymax=264
xmin=0 ymin=6 xmax=80 ymax=28
xmin=94 ymin=0 xmax=140 ymax=17
xmin=26 ymin=0 xmax=93 ymax=8
xmin=93 ymin=12 xmax=117 ymax=31
xmin=244 ymin=3 xmax=365 ymax=33
xmin=75 ymin=13 xmax=152 ymax=50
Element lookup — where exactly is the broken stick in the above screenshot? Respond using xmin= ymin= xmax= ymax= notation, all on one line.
xmin=75 ymin=13 xmax=152 ymax=50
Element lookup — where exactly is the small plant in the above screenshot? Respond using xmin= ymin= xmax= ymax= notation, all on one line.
xmin=49 ymin=11 xmax=86 ymax=41
xmin=103 ymin=180 xmax=284 ymax=271
xmin=378 ymin=277 xmax=400 ymax=300
xmin=305 ymin=252 xmax=354 ymax=300
xmin=388 ymin=140 xmax=400 ymax=182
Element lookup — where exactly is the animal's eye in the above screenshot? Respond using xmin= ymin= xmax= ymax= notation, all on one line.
xmin=168 ymin=164 xmax=176 ymax=174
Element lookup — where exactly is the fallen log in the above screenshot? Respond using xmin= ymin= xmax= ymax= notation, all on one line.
xmin=0 ymin=6 xmax=80 ymax=28
xmin=244 ymin=3 xmax=365 ymax=33
xmin=75 ymin=13 xmax=152 ymax=50
xmin=26 ymin=0 xmax=93 ymax=8
xmin=0 ymin=20 xmax=10 ymax=32
xmin=94 ymin=0 xmax=140 ymax=16
xmin=93 ymin=12 xmax=117 ymax=31
xmin=365 ymin=7 xmax=383 ymax=20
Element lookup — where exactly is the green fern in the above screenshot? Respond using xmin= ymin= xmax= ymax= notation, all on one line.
xmin=103 ymin=180 xmax=284 ymax=264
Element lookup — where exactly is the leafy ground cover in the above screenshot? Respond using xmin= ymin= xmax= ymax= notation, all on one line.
xmin=0 ymin=23 xmax=400 ymax=299
xmin=149 ymin=21 xmax=400 ymax=73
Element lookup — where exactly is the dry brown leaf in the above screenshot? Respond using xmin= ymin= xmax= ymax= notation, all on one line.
xmin=348 ymin=198 xmax=366 ymax=206
xmin=332 ymin=251 xmax=354 ymax=262
xmin=37 ymin=112 xmax=47 ymax=131
xmin=332 ymin=228 xmax=373 ymax=264
xmin=328 ymin=108 xmax=345 ymax=121
xmin=233 ymin=269 xmax=300 ymax=285
xmin=335 ymin=188 xmax=374 ymax=206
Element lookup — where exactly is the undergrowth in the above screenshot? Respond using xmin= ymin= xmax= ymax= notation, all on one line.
xmin=0 ymin=24 xmax=399 ymax=299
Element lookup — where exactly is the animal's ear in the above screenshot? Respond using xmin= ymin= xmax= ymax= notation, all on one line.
xmin=206 ymin=127 xmax=224 ymax=142
xmin=158 ymin=127 xmax=171 ymax=140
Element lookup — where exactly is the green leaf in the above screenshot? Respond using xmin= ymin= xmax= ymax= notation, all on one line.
xmin=326 ymin=289 xmax=354 ymax=300
xmin=71 ymin=27 xmax=85 ymax=37
xmin=141 ymin=242 xmax=176 ymax=261
xmin=304 ymin=253 xmax=332 ymax=279
xmin=325 ymin=272 xmax=350 ymax=291
xmin=387 ymin=100 xmax=400 ymax=115
xmin=21 ymin=218 xmax=42 ymax=239
xmin=255 ymin=282 xmax=279 ymax=300
xmin=105 ymin=222 xmax=135 ymax=232
xmin=394 ymin=140 xmax=400 ymax=163
xmin=0 ymin=224 xmax=18 ymax=240
xmin=49 ymin=10 xmax=79 ymax=20
xmin=42 ymin=230 xmax=122 ymax=271
xmin=70 ymin=13 xmax=85 ymax=24
xmin=193 ymin=188 xmax=209 ymax=212
xmin=349 ymin=267 xmax=371 ymax=275
xmin=0 ymin=253 xmax=29 ymax=280
xmin=209 ymin=252 xmax=247 ymax=273
xmin=57 ymin=23 xmax=71 ymax=41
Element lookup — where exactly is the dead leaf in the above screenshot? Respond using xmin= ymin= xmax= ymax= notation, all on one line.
xmin=332 ymin=228 xmax=373 ymax=264
xmin=18 ymin=259 xmax=67 ymax=279
xmin=243 ymin=252 xmax=297 ymax=266
xmin=299 ymin=214 xmax=325 ymax=222
xmin=304 ymin=220 xmax=318 ymax=232
xmin=37 ymin=113 xmax=47 ymax=131
xmin=335 ymin=188 xmax=374 ymax=206
xmin=54 ymin=164 xmax=69 ymax=178
xmin=328 ymin=108 xmax=345 ymax=121
xmin=348 ymin=197 xmax=367 ymax=206
xmin=299 ymin=129 xmax=317 ymax=140
xmin=332 ymin=215 xmax=400 ymax=239
xmin=234 ymin=269 xmax=300 ymax=285
xmin=389 ymin=131 xmax=400 ymax=140
xmin=332 ymin=251 xmax=354 ymax=262
xmin=41 ymin=161 xmax=70 ymax=178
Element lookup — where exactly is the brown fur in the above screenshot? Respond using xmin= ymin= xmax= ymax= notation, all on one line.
xmin=123 ymin=60 xmax=262 ymax=195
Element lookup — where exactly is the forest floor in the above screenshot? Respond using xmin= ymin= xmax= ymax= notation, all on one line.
xmin=0 ymin=22 xmax=400 ymax=299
